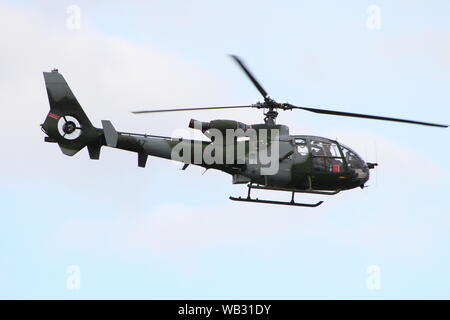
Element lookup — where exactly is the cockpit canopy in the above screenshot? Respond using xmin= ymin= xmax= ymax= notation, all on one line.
xmin=293 ymin=136 xmax=366 ymax=172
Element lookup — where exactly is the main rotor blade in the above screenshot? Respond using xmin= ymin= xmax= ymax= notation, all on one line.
xmin=229 ymin=55 xmax=268 ymax=99
xmin=286 ymin=104 xmax=448 ymax=128
xmin=131 ymin=105 xmax=252 ymax=114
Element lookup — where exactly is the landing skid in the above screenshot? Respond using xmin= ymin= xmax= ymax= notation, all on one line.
xmin=229 ymin=183 xmax=331 ymax=207
xmin=229 ymin=196 xmax=323 ymax=207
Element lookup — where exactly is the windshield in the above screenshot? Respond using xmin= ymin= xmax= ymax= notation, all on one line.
xmin=339 ymin=144 xmax=365 ymax=169
xmin=293 ymin=137 xmax=367 ymax=172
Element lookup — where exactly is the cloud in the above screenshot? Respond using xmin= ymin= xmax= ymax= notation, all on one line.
xmin=48 ymin=182 xmax=450 ymax=265
xmin=49 ymin=201 xmax=324 ymax=259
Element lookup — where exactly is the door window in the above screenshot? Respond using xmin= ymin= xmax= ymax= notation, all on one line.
xmin=310 ymin=139 xmax=343 ymax=173
xmin=294 ymin=138 xmax=309 ymax=156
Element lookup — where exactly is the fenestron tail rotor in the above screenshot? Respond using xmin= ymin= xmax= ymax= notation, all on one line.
xmin=131 ymin=55 xmax=448 ymax=128
xmin=57 ymin=115 xmax=83 ymax=140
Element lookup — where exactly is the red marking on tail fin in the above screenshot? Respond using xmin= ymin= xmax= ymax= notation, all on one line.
xmin=48 ymin=112 xmax=61 ymax=120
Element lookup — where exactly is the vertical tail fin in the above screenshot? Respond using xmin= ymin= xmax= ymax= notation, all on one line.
xmin=41 ymin=69 xmax=103 ymax=158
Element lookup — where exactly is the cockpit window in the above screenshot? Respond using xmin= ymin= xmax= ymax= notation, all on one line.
xmin=310 ymin=139 xmax=343 ymax=173
xmin=311 ymin=140 xmax=340 ymax=157
xmin=294 ymin=138 xmax=309 ymax=156
xmin=340 ymin=145 xmax=365 ymax=169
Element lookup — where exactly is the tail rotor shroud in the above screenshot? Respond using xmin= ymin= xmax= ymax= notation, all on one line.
xmin=57 ymin=115 xmax=82 ymax=140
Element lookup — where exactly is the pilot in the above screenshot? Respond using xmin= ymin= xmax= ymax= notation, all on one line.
xmin=322 ymin=143 xmax=333 ymax=157
xmin=311 ymin=141 xmax=324 ymax=156
xmin=345 ymin=151 xmax=354 ymax=168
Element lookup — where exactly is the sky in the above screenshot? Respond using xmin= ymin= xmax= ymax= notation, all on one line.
xmin=0 ymin=0 xmax=449 ymax=299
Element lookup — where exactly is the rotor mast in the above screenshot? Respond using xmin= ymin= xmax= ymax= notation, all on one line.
xmin=253 ymin=98 xmax=279 ymax=125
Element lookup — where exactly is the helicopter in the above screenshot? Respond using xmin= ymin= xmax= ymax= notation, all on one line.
xmin=41 ymin=55 xmax=448 ymax=207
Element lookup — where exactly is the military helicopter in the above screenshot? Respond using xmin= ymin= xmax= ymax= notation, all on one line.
xmin=41 ymin=55 xmax=448 ymax=207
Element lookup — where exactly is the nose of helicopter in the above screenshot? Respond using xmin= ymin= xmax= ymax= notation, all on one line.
xmin=362 ymin=167 xmax=370 ymax=182
xmin=361 ymin=161 xmax=378 ymax=187
xmin=356 ymin=164 xmax=370 ymax=188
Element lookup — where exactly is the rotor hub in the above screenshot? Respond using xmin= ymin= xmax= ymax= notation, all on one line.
xmin=252 ymin=97 xmax=289 ymax=125
xmin=62 ymin=121 xmax=76 ymax=134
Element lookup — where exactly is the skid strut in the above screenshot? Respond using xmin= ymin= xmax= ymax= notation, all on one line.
xmin=229 ymin=183 xmax=324 ymax=207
